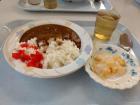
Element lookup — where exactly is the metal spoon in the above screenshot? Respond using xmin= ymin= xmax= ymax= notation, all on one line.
xmin=119 ymin=33 xmax=137 ymax=59
xmin=88 ymin=0 xmax=105 ymax=9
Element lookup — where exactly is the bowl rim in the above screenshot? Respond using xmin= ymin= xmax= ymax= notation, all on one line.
xmin=3 ymin=19 xmax=93 ymax=78
xmin=85 ymin=43 xmax=140 ymax=89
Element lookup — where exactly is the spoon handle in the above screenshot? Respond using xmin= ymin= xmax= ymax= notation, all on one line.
xmin=129 ymin=48 xmax=137 ymax=60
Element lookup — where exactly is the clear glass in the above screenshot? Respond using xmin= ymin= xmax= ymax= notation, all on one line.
xmin=44 ymin=0 xmax=57 ymax=9
xmin=94 ymin=9 xmax=120 ymax=41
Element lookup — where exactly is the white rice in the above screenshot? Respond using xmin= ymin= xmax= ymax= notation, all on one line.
xmin=43 ymin=40 xmax=80 ymax=69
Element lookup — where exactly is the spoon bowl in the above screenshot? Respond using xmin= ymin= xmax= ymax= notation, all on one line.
xmin=119 ymin=33 xmax=133 ymax=50
xmin=119 ymin=33 xmax=137 ymax=59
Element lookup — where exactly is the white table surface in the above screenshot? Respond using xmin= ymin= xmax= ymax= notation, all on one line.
xmin=0 ymin=0 xmax=140 ymax=41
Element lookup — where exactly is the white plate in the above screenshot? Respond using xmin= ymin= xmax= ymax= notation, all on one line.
xmin=85 ymin=44 xmax=140 ymax=90
xmin=2 ymin=19 xmax=93 ymax=78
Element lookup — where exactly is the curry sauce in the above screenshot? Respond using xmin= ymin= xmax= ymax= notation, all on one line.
xmin=20 ymin=24 xmax=81 ymax=48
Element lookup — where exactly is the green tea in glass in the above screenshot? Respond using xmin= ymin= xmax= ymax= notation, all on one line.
xmin=44 ymin=0 xmax=57 ymax=9
xmin=94 ymin=9 xmax=120 ymax=41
